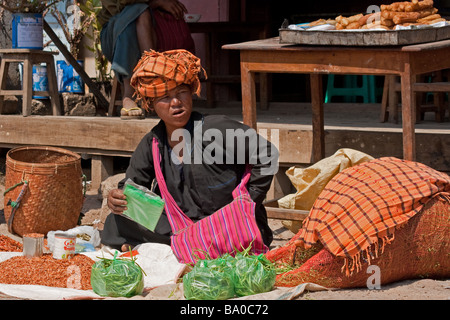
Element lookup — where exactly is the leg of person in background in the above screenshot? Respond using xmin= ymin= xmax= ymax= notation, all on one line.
xmin=120 ymin=9 xmax=156 ymax=119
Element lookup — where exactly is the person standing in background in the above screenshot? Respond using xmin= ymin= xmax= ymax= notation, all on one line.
xmin=97 ymin=0 xmax=195 ymax=119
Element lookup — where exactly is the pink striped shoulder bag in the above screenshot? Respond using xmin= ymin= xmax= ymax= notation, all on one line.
xmin=152 ymin=138 xmax=268 ymax=264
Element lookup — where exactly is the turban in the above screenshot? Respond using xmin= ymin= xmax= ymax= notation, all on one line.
xmin=130 ymin=49 xmax=205 ymax=111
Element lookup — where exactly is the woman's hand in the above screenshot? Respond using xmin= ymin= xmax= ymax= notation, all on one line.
xmin=151 ymin=0 xmax=187 ymax=20
xmin=107 ymin=189 xmax=128 ymax=214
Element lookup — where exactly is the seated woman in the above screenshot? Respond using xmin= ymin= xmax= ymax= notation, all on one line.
xmin=98 ymin=0 xmax=195 ymax=119
xmin=101 ymin=49 xmax=279 ymax=253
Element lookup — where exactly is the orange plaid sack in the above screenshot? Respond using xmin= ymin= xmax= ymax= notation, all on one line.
xmin=267 ymin=157 xmax=450 ymax=288
xmin=130 ymin=49 xmax=205 ymax=110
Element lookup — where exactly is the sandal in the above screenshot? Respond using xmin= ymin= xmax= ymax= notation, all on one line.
xmin=120 ymin=107 xmax=145 ymax=120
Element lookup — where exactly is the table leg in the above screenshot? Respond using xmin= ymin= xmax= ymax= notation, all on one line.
xmin=310 ymin=74 xmax=325 ymax=162
xmin=22 ymin=58 xmax=33 ymax=117
xmin=0 ymin=59 xmax=8 ymax=114
xmin=240 ymin=61 xmax=257 ymax=129
xmin=400 ymin=68 xmax=416 ymax=161
xmin=389 ymin=75 xmax=400 ymax=124
xmin=91 ymin=155 xmax=114 ymax=191
xmin=259 ymin=73 xmax=269 ymax=110
xmin=380 ymin=76 xmax=389 ymax=123
xmin=433 ymin=70 xmax=445 ymax=122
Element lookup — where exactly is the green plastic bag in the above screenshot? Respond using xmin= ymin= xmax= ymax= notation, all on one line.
xmin=183 ymin=250 xmax=277 ymax=300
xmin=232 ymin=253 xmax=276 ymax=297
xmin=90 ymin=252 xmax=145 ymax=297
xmin=122 ymin=179 xmax=165 ymax=232
xmin=183 ymin=257 xmax=235 ymax=300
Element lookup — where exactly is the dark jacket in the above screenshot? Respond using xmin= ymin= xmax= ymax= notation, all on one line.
xmin=101 ymin=112 xmax=279 ymax=249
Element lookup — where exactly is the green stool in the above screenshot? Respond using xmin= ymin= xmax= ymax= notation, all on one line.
xmin=325 ymin=75 xmax=380 ymax=103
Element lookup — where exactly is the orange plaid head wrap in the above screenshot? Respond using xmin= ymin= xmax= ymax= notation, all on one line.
xmin=130 ymin=49 xmax=206 ymax=111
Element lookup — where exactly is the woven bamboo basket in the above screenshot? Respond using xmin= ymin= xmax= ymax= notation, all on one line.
xmin=4 ymin=146 xmax=84 ymax=237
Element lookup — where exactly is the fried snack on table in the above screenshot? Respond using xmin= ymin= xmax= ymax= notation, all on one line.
xmin=423 ymin=17 xmax=446 ymax=24
xmin=382 ymin=11 xmax=420 ymax=20
xmin=346 ymin=21 xmax=361 ymax=29
xmin=305 ymin=18 xmax=337 ymax=28
xmin=380 ymin=0 xmax=434 ymax=12
xmin=335 ymin=15 xmax=349 ymax=26
xmin=381 ymin=17 xmax=395 ymax=27
xmin=307 ymin=18 xmax=327 ymax=27
xmin=358 ymin=13 xmax=373 ymax=26
xmin=382 ymin=8 xmax=437 ymax=19
xmin=347 ymin=13 xmax=364 ymax=23
xmin=381 ymin=1 xmax=411 ymax=12
xmin=399 ymin=17 xmax=444 ymax=26
xmin=381 ymin=10 xmax=394 ymax=19
xmin=417 ymin=13 xmax=441 ymax=23
xmin=336 ymin=14 xmax=363 ymax=27
xmin=381 ymin=0 xmax=433 ymax=12
xmin=398 ymin=22 xmax=422 ymax=27
xmin=393 ymin=12 xmax=421 ymax=24
xmin=405 ymin=0 xmax=434 ymax=12
xmin=358 ymin=12 xmax=381 ymax=26
xmin=418 ymin=7 xmax=438 ymax=18
xmin=307 ymin=1 xmax=445 ymax=31
xmin=393 ymin=15 xmax=418 ymax=24
xmin=378 ymin=1 xmax=444 ymax=27
xmin=361 ymin=21 xmax=391 ymax=30
xmin=383 ymin=7 xmax=438 ymax=19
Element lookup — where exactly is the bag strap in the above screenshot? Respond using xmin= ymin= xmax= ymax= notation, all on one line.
xmin=152 ymin=138 xmax=193 ymax=232
xmin=152 ymin=138 xmax=252 ymax=233
xmin=232 ymin=168 xmax=251 ymax=198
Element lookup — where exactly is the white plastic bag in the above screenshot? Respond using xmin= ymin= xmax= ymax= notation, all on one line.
xmin=47 ymin=226 xmax=100 ymax=253
xmin=134 ymin=243 xmax=186 ymax=288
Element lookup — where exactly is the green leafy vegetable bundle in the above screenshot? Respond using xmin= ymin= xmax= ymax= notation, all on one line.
xmin=183 ymin=256 xmax=235 ymax=300
xmin=182 ymin=248 xmax=276 ymax=300
xmin=233 ymin=253 xmax=276 ymax=297
xmin=91 ymin=252 xmax=145 ymax=297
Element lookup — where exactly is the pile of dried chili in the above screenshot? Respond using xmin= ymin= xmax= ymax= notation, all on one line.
xmin=0 ymin=235 xmax=23 ymax=252
xmin=0 ymin=254 xmax=94 ymax=290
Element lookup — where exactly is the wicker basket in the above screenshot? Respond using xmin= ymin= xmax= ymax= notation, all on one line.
xmin=4 ymin=146 xmax=84 ymax=237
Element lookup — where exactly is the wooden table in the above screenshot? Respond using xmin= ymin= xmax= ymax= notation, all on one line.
xmin=223 ymin=37 xmax=450 ymax=162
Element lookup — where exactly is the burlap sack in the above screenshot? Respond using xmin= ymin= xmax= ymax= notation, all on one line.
xmin=278 ymin=148 xmax=373 ymax=232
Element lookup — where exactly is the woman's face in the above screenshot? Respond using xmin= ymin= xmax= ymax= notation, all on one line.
xmin=152 ymin=84 xmax=193 ymax=133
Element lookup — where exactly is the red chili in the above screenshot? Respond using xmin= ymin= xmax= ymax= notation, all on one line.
xmin=120 ymin=250 xmax=139 ymax=258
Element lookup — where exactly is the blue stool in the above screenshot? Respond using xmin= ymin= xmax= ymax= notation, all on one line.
xmin=325 ymin=75 xmax=381 ymax=103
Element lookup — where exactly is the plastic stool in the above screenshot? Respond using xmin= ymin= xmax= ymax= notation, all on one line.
xmin=325 ymin=75 xmax=379 ymax=103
